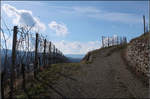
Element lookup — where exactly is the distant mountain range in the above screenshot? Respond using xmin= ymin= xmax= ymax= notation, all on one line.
xmin=1 ymin=49 xmax=85 ymax=65
xmin=65 ymin=54 xmax=85 ymax=59
xmin=65 ymin=54 xmax=85 ymax=63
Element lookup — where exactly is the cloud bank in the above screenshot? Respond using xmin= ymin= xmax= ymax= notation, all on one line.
xmin=48 ymin=21 xmax=69 ymax=37
xmin=2 ymin=4 xmax=46 ymax=32
xmin=53 ymin=40 xmax=101 ymax=54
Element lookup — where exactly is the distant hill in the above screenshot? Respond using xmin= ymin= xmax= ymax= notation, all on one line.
xmin=65 ymin=54 xmax=85 ymax=63
xmin=65 ymin=54 xmax=85 ymax=59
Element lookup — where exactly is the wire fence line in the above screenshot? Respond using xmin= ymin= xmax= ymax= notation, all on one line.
xmin=1 ymin=25 xmax=68 ymax=99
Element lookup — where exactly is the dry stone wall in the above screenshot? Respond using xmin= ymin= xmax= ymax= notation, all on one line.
xmin=126 ymin=33 xmax=150 ymax=77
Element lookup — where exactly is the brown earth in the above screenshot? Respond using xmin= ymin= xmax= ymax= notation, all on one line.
xmin=49 ymin=46 xmax=149 ymax=98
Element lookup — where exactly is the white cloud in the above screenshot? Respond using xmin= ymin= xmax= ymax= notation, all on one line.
xmin=48 ymin=21 xmax=69 ymax=37
xmin=2 ymin=4 xmax=46 ymax=32
xmin=62 ymin=6 xmax=142 ymax=24
xmin=53 ymin=40 xmax=101 ymax=54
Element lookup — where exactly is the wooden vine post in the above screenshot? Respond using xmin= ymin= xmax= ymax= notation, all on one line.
xmin=102 ymin=36 xmax=104 ymax=48
xmin=21 ymin=64 xmax=25 ymax=90
xmin=143 ymin=15 xmax=146 ymax=34
xmin=49 ymin=42 xmax=51 ymax=65
xmin=34 ymin=33 xmax=38 ymax=78
xmin=43 ymin=39 xmax=46 ymax=67
xmin=10 ymin=26 xmax=17 ymax=99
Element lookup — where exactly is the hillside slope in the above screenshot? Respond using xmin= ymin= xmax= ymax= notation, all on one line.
xmin=14 ymin=33 xmax=149 ymax=98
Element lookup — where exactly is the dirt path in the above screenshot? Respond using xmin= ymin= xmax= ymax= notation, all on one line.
xmin=49 ymin=47 xmax=149 ymax=98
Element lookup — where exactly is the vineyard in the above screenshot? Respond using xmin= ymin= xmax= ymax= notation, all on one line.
xmin=1 ymin=25 xmax=68 ymax=99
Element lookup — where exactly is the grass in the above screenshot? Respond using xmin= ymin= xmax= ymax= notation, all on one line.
xmin=14 ymin=62 xmax=82 ymax=99
xmin=84 ymin=61 xmax=92 ymax=64
xmin=129 ymin=32 xmax=149 ymax=44
xmin=16 ymin=92 xmax=28 ymax=99
xmin=14 ymin=77 xmax=51 ymax=99
xmin=105 ymin=44 xmax=127 ymax=57
xmin=82 ymin=44 xmax=128 ymax=64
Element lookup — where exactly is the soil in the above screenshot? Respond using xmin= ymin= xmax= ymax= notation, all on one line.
xmin=45 ymin=47 xmax=149 ymax=98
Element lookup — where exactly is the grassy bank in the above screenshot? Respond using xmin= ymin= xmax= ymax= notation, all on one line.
xmin=14 ymin=62 xmax=82 ymax=99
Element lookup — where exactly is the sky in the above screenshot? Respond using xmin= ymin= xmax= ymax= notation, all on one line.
xmin=1 ymin=1 xmax=149 ymax=55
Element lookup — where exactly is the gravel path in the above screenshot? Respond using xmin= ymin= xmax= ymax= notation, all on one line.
xmin=50 ymin=47 xmax=149 ymax=98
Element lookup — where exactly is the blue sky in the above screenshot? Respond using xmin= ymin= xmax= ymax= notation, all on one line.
xmin=1 ymin=1 xmax=149 ymax=54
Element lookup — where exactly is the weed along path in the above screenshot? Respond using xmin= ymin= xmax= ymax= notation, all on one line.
xmin=48 ymin=46 xmax=148 ymax=98
xmin=14 ymin=46 xmax=148 ymax=98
